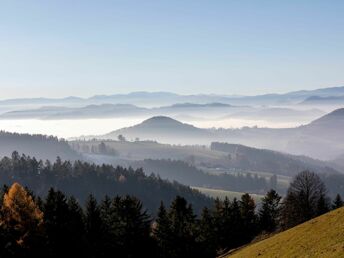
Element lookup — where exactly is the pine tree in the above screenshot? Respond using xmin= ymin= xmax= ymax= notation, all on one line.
xmin=316 ymin=194 xmax=330 ymax=216
xmin=197 ymin=207 xmax=217 ymax=258
xmin=67 ymin=196 xmax=86 ymax=256
xmin=43 ymin=188 xmax=70 ymax=257
xmin=332 ymin=194 xmax=344 ymax=210
xmin=85 ymin=195 xmax=104 ymax=257
xmin=99 ymin=195 xmax=113 ymax=255
xmin=109 ymin=196 xmax=153 ymax=257
xmin=154 ymin=202 xmax=172 ymax=258
xmin=166 ymin=196 xmax=197 ymax=258
xmin=239 ymin=193 xmax=258 ymax=243
xmin=259 ymin=190 xmax=282 ymax=232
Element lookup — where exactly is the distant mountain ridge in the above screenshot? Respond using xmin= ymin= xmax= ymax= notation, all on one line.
xmin=301 ymin=95 xmax=344 ymax=105
xmin=1 ymin=85 xmax=344 ymax=107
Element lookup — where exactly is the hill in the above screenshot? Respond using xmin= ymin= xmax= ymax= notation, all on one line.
xmin=226 ymin=207 xmax=344 ymax=258
xmin=0 ymin=131 xmax=81 ymax=161
xmin=102 ymin=116 xmax=213 ymax=144
xmin=0 ymin=153 xmax=212 ymax=214
xmin=210 ymin=142 xmax=339 ymax=176
xmin=301 ymin=95 xmax=344 ymax=105
xmin=216 ymin=108 xmax=344 ymax=160
xmin=80 ymin=108 xmax=344 ymax=159
xmin=308 ymin=108 xmax=344 ymax=127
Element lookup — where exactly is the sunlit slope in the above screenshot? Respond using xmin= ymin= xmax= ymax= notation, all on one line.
xmin=227 ymin=207 xmax=344 ymax=258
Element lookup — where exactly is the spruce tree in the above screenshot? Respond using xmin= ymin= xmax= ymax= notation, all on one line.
xmin=66 ymin=196 xmax=86 ymax=256
xmin=154 ymin=202 xmax=172 ymax=258
xmin=167 ymin=196 xmax=197 ymax=258
xmin=259 ymin=190 xmax=282 ymax=232
xmin=239 ymin=193 xmax=257 ymax=243
xmin=197 ymin=207 xmax=217 ymax=258
xmin=332 ymin=194 xmax=344 ymax=209
xmin=43 ymin=188 xmax=70 ymax=257
xmin=85 ymin=195 xmax=104 ymax=257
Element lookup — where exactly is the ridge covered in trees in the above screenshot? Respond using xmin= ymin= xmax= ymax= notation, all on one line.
xmin=0 ymin=170 xmax=343 ymax=257
xmin=0 ymin=152 xmax=211 ymax=213
xmin=134 ymin=159 xmax=270 ymax=193
xmin=0 ymin=131 xmax=80 ymax=161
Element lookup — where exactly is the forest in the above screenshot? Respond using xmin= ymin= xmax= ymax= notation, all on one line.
xmin=0 ymin=152 xmax=211 ymax=213
xmin=0 ymin=167 xmax=343 ymax=257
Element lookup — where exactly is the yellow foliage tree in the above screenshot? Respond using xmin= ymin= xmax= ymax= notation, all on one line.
xmin=1 ymin=182 xmax=44 ymax=246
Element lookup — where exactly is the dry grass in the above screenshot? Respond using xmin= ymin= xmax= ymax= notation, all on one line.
xmin=226 ymin=207 xmax=344 ymax=258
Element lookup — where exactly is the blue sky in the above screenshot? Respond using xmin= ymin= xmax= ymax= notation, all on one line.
xmin=0 ymin=0 xmax=343 ymax=98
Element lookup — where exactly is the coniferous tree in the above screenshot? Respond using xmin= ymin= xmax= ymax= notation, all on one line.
xmin=316 ymin=194 xmax=330 ymax=216
xmin=84 ymin=195 xmax=104 ymax=257
xmin=213 ymin=197 xmax=231 ymax=251
xmin=166 ymin=196 xmax=198 ymax=258
xmin=197 ymin=207 xmax=217 ymax=258
xmin=110 ymin=196 xmax=153 ymax=258
xmin=66 ymin=196 xmax=86 ymax=256
xmin=259 ymin=190 xmax=282 ymax=232
xmin=99 ymin=195 xmax=113 ymax=255
xmin=332 ymin=194 xmax=344 ymax=210
xmin=43 ymin=188 xmax=70 ymax=257
xmin=239 ymin=193 xmax=258 ymax=243
xmin=154 ymin=202 xmax=172 ymax=258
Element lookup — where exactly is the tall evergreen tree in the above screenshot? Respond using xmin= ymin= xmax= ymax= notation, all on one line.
xmin=197 ymin=207 xmax=217 ymax=258
xmin=109 ymin=196 xmax=153 ymax=258
xmin=43 ymin=188 xmax=71 ymax=257
xmin=239 ymin=193 xmax=258 ymax=243
xmin=166 ymin=196 xmax=198 ymax=258
xmin=259 ymin=190 xmax=282 ymax=232
xmin=154 ymin=202 xmax=172 ymax=258
xmin=332 ymin=194 xmax=344 ymax=210
xmin=66 ymin=196 xmax=86 ymax=256
xmin=84 ymin=195 xmax=104 ymax=257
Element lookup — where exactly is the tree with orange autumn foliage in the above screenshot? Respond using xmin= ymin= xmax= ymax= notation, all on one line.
xmin=0 ymin=182 xmax=44 ymax=256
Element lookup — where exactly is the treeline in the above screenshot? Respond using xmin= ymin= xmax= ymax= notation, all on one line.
xmin=0 ymin=131 xmax=80 ymax=161
xmin=1 ymin=171 xmax=343 ymax=257
xmin=0 ymin=152 xmax=212 ymax=213
xmin=134 ymin=159 xmax=270 ymax=193
xmin=210 ymin=142 xmax=339 ymax=176
xmin=71 ymin=141 xmax=119 ymax=156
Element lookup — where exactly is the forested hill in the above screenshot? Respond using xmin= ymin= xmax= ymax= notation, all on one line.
xmin=0 ymin=131 xmax=81 ymax=161
xmin=210 ymin=142 xmax=340 ymax=176
xmin=0 ymin=153 xmax=212 ymax=213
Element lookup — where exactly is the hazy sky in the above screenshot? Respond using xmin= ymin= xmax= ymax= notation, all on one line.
xmin=1 ymin=0 xmax=343 ymax=99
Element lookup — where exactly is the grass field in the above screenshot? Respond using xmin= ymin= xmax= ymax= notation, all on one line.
xmin=225 ymin=207 xmax=344 ymax=258
xmin=192 ymin=186 xmax=264 ymax=202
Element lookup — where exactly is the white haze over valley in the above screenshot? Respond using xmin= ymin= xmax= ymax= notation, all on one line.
xmin=0 ymin=116 xmax=310 ymax=139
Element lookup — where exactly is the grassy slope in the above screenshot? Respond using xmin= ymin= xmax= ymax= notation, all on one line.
xmin=227 ymin=207 xmax=344 ymax=258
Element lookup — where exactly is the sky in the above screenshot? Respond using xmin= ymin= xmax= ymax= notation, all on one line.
xmin=0 ymin=0 xmax=344 ymax=99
